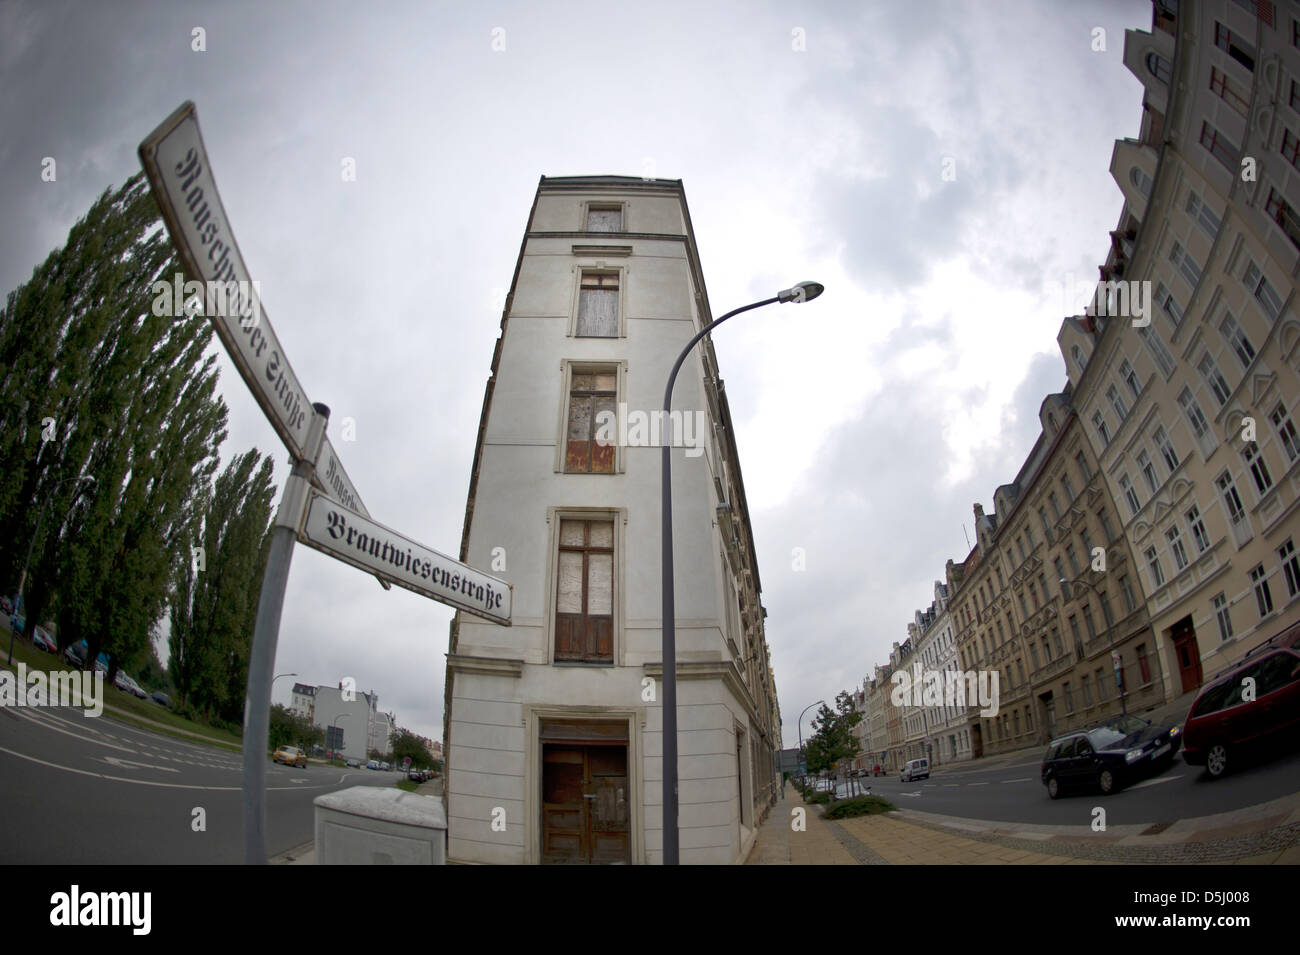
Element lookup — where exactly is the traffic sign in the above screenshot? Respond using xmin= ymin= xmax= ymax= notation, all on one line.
xmin=298 ymin=491 xmax=512 ymax=625
xmin=139 ymin=101 xmax=316 ymax=461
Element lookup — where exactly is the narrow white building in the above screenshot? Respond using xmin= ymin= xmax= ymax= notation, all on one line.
xmin=443 ymin=175 xmax=782 ymax=864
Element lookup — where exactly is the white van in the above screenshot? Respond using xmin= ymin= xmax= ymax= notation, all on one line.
xmin=901 ymin=758 xmax=930 ymax=782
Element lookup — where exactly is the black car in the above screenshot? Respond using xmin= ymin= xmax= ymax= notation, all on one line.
xmin=1040 ymin=714 xmax=1181 ymax=799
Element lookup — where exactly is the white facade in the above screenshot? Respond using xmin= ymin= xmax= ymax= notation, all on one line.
xmin=312 ymin=684 xmax=378 ymax=762
xmin=444 ymin=176 xmax=781 ymax=865
xmin=370 ymin=711 xmax=394 ymax=757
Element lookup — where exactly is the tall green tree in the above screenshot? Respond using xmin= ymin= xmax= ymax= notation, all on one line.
xmin=0 ymin=173 xmax=228 ymax=680
xmin=169 ymin=450 xmax=276 ymax=724
xmin=803 ymin=691 xmax=862 ymax=775
xmin=391 ymin=727 xmax=436 ymax=769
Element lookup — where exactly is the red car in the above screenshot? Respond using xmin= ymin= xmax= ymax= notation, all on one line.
xmin=1182 ymin=625 xmax=1300 ymax=779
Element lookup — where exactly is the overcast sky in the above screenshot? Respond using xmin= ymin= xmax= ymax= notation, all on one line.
xmin=1 ymin=0 xmax=1150 ymax=747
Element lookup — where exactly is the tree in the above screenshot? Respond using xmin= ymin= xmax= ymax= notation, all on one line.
xmin=268 ymin=704 xmax=322 ymax=752
xmin=390 ymin=727 xmax=435 ymax=769
xmin=169 ymin=450 xmax=276 ymax=724
xmin=0 ymin=173 xmax=228 ymax=685
xmin=803 ymin=691 xmax=862 ymax=776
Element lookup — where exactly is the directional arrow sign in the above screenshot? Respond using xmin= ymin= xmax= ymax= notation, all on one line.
xmin=138 ymin=101 xmax=316 ymax=460
xmin=298 ymin=490 xmax=512 ymax=626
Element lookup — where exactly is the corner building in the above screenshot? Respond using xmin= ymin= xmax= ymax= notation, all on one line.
xmin=443 ymin=176 xmax=781 ymax=864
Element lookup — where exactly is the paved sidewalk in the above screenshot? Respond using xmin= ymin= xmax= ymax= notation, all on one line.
xmin=745 ymin=786 xmax=1300 ymax=865
xmin=746 ymin=790 xmax=857 ymax=865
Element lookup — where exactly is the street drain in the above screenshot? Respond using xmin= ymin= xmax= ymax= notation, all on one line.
xmin=1140 ymin=821 xmax=1174 ymax=835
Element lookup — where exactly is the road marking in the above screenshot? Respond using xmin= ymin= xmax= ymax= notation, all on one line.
xmin=1127 ymin=774 xmax=1186 ymax=790
xmin=967 ymin=781 xmax=989 ymax=786
xmin=103 ymin=756 xmax=179 ymax=773
xmin=943 ymin=784 xmax=960 ymax=788
xmin=0 ymin=744 xmax=342 ymax=792
xmin=290 ymin=777 xmax=309 ymax=783
xmin=1001 ymin=777 xmax=1032 ymax=783
xmin=8 ymin=708 xmax=140 ymax=754
xmin=898 ymin=792 xmax=923 ymax=797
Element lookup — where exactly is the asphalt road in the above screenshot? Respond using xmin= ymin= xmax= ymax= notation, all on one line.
xmin=826 ymin=744 xmax=1300 ymax=828
xmin=0 ymin=702 xmax=398 ymax=864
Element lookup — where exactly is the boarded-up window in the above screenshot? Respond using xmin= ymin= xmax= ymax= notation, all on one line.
xmin=565 ymin=371 xmax=616 ymax=473
xmin=555 ymin=519 xmax=615 ymax=664
xmin=586 ymin=206 xmax=622 ymax=232
xmin=577 ymin=272 xmax=618 ymax=337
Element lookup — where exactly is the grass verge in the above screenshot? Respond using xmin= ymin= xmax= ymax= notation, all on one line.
xmin=1 ymin=628 xmax=242 ymax=751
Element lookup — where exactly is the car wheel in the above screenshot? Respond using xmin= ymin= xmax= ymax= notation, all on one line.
xmin=1098 ymin=768 xmax=1116 ymax=795
xmin=1206 ymin=743 xmax=1228 ymax=780
xmin=1046 ymin=776 xmax=1061 ymax=799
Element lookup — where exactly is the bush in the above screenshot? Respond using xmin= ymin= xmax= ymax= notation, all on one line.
xmin=823 ymin=796 xmax=895 ymax=820
xmin=805 ymin=791 xmax=831 ymax=805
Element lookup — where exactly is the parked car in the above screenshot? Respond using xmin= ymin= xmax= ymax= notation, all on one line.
xmin=113 ymin=671 xmax=148 ymax=699
xmin=408 ymin=768 xmax=424 ymax=782
xmin=63 ymin=641 xmax=87 ymax=668
xmin=151 ymin=690 xmax=171 ymax=709
xmin=31 ymin=626 xmax=58 ymax=655
xmin=1182 ymin=632 xmax=1300 ymax=780
xmin=1 ymin=596 xmax=14 ymax=615
xmin=901 ymin=757 xmax=930 ymax=782
xmin=273 ymin=746 xmax=308 ymax=768
xmin=366 ymin=760 xmax=380 ymax=770
xmin=346 ymin=758 xmax=361 ymax=768
xmin=1041 ymin=714 xmax=1180 ymax=799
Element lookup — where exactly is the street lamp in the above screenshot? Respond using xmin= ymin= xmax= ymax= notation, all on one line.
xmin=8 ymin=475 xmax=95 ymax=665
xmin=660 ymin=282 xmax=824 ymax=865
xmin=796 ymin=699 xmax=825 ymax=795
xmin=1060 ymin=575 xmax=1126 ymax=716
xmin=330 ymin=713 xmax=350 ymax=761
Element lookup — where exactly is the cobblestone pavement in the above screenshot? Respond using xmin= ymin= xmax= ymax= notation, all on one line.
xmin=746 ymin=789 xmax=1300 ymax=865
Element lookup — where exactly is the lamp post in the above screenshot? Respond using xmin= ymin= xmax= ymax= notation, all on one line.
xmin=8 ymin=475 xmax=95 ymax=665
xmin=660 ymin=282 xmax=824 ymax=865
xmin=795 ymin=699 xmax=825 ymax=797
xmin=330 ymin=713 xmax=350 ymax=761
xmin=1060 ymin=575 xmax=1126 ymax=716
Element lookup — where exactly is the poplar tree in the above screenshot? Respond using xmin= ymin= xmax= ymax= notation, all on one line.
xmin=169 ymin=450 xmax=276 ymax=724
xmin=0 ymin=172 xmax=228 ymax=679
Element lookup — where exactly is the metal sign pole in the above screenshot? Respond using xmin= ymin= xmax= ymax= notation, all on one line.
xmin=243 ymin=403 xmax=328 ymax=864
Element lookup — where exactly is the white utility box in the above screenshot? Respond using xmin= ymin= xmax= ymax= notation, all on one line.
xmin=313 ymin=786 xmax=447 ymax=864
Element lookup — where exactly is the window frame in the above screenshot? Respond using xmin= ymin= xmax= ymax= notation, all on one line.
xmin=544 ymin=506 xmax=626 ymax=666
xmin=568 ymin=266 xmax=627 ymax=339
xmin=581 ymin=200 xmax=627 ymax=234
xmin=555 ymin=360 xmax=628 ymax=474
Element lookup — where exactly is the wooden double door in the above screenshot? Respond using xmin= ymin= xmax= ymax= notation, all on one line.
xmin=541 ymin=743 xmax=630 ymax=864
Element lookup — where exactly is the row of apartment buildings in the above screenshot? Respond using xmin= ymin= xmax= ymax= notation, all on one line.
xmin=850 ymin=0 xmax=1300 ymax=772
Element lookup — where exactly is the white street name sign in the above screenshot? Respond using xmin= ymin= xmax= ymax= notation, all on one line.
xmin=314 ymin=435 xmax=392 ymax=590
xmin=298 ymin=491 xmax=512 ymax=626
xmin=138 ymin=101 xmax=316 ymax=460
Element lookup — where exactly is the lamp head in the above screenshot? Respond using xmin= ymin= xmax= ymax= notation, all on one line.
xmin=777 ymin=281 xmax=825 ymax=304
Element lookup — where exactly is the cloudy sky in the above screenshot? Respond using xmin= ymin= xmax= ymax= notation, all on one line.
xmin=1 ymin=0 xmax=1150 ymax=747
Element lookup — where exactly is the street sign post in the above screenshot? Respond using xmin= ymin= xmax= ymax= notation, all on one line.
xmin=137 ymin=101 xmax=511 ymax=862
